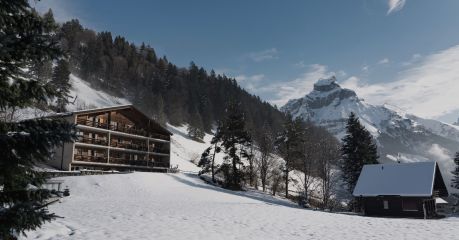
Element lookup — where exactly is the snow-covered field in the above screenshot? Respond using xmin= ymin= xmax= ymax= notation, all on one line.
xmin=16 ymin=76 xmax=459 ymax=240
xmin=23 ymin=172 xmax=459 ymax=240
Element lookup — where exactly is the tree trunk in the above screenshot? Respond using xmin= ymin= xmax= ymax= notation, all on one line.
xmin=285 ymin=149 xmax=290 ymax=198
xmin=211 ymin=143 xmax=217 ymax=183
xmin=285 ymin=168 xmax=289 ymax=198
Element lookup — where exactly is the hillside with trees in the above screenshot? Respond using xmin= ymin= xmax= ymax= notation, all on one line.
xmin=35 ymin=13 xmax=285 ymax=138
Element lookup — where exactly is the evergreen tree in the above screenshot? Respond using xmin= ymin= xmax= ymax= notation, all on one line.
xmin=31 ymin=60 xmax=53 ymax=83
xmin=275 ymin=114 xmax=303 ymax=198
xmin=51 ymin=59 xmax=71 ymax=112
xmin=340 ymin=112 xmax=379 ymax=194
xmin=187 ymin=110 xmax=205 ymax=141
xmin=452 ymin=152 xmax=459 ymax=190
xmin=217 ymin=101 xmax=252 ymax=189
xmin=0 ymin=1 xmax=76 ymax=238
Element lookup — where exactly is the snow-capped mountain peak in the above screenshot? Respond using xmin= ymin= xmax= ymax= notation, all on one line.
xmin=282 ymin=78 xmax=459 ymax=190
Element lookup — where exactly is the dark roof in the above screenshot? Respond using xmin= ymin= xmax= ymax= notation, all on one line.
xmin=64 ymin=105 xmax=172 ymax=136
xmin=353 ymin=161 xmax=448 ymax=197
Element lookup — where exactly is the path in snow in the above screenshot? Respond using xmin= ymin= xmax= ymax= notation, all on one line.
xmin=23 ymin=173 xmax=459 ymax=240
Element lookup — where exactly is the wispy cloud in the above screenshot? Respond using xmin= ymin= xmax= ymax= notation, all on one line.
xmin=361 ymin=65 xmax=369 ymax=72
xmin=260 ymin=64 xmax=336 ymax=106
xmin=401 ymin=53 xmax=422 ymax=66
xmin=235 ymin=74 xmax=265 ymax=83
xmin=341 ymin=44 xmax=459 ymax=119
xmin=378 ymin=58 xmax=390 ymax=64
xmin=234 ymin=74 xmax=265 ymax=91
xmin=294 ymin=60 xmax=307 ymax=68
xmin=248 ymin=48 xmax=279 ymax=62
xmin=387 ymin=0 xmax=407 ymax=14
xmin=30 ymin=0 xmax=83 ymax=24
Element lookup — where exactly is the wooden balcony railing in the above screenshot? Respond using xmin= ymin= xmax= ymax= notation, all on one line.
xmin=74 ymin=155 xmax=169 ymax=168
xmin=77 ymin=136 xmax=108 ymax=146
xmin=108 ymin=157 xmax=169 ymax=168
xmin=110 ymin=141 xmax=148 ymax=151
xmin=76 ymin=118 xmax=169 ymax=140
xmin=74 ymin=154 xmax=108 ymax=163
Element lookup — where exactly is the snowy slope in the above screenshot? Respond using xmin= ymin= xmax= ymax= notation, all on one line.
xmin=168 ymin=124 xmax=214 ymax=173
xmin=282 ymin=77 xmax=459 ymax=189
xmin=22 ymin=172 xmax=459 ymax=240
xmin=67 ymin=74 xmax=130 ymax=111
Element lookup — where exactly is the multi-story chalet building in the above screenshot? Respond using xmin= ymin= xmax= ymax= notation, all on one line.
xmin=50 ymin=105 xmax=172 ymax=172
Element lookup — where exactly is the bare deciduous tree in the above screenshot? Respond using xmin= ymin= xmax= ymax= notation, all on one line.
xmin=316 ymin=133 xmax=340 ymax=210
xmin=255 ymin=124 xmax=276 ymax=192
xmin=270 ymin=166 xmax=284 ymax=196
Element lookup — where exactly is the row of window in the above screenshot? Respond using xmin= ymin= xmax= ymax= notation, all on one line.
xmin=382 ymin=199 xmax=418 ymax=211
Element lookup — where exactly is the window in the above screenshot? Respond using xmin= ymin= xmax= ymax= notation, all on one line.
xmin=383 ymin=200 xmax=389 ymax=210
xmin=403 ymin=199 xmax=418 ymax=211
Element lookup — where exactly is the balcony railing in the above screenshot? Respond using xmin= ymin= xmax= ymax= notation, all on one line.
xmin=77 ymin=136 xmax=108 ymax=146
xmin=74 ymin=155 xmax=169 ymax=168
xmin=150 ymin=148 xmax=169 ymax=155
xmin=74 ymin=154 xmax=108 ymax=163
xmin=110 ymin=141 xmax=148 ymax=151
xmin=76 ymin=118 xmax=169 ymax=140
xmin=108 ymin=157 xmax=169 ymax=168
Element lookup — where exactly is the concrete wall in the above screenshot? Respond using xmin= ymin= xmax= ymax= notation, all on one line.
xmin=49 ymin=115 xmax=76 ymax=170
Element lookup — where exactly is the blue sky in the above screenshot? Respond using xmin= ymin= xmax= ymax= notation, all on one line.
xmin=34 ymin=0 xmax=459 ymax=123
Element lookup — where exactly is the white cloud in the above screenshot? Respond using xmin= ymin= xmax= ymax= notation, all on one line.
xmin=235 ymin=74 xmax=265 ymax=82
xmin=361 ymin=65 xmax=369 ymax=72
xmin=30 ymin=0 xmax=80 ymax=23
xmin=294 ymin=61 xmax=307 ymax=68
xmin=401 ymin=53 xmax=422 ymax=66
xmin=387 ymin=0 xmax=406 ymax=14
xmin=248 ymin=48 xmax=279 ymax=62
xmin=341 ymin=44 xmax=459 ymax=119
xmin=378 ymin=58 xmax=390 ymax=64
xmin=261 ymin=64 xmax=335 ymax=106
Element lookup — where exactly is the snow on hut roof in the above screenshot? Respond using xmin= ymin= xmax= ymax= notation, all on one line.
xmin=353 ymin=161 xmax=437 ymax=197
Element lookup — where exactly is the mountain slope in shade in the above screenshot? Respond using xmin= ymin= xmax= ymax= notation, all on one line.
xmin=282 ymin=77 xmax=459 ymax=190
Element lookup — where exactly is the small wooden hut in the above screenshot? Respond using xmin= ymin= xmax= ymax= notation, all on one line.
xmin=353 ymin=161 xmax=448 ymax=218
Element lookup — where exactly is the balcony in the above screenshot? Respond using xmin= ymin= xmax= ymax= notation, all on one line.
xmin=110 ymin=141 xmax=148 ymax=151
xmin=74 ymin=154 xmax=108 ymax=163
xmin=76 ymin=118 xmax=169 ymax=140
xmin=106 ymin=157 xmax=169 ymax=168
xmin=77 ymin=136 xmax=108 ymax=146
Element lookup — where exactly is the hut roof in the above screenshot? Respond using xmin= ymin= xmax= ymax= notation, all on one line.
xmin=353 ymin=161 xmax=447 ymax=197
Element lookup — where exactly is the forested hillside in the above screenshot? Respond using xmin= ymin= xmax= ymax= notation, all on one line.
xmin=38 ymin=13 xmax=284 ymax=134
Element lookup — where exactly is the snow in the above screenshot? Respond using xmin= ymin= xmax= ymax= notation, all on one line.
xmin=282 ymin=78 xmax=459 ymax=187
xmin=353 ymin=162 xmax=438 ymax=197
xmin=67 ymin=74 xmax=130 ymax=111
xmin=168 ymin=124 xmax=210 ymax=173
xmin=314 ymin=76 xmax=336 ymax=87
xmin=22 ymin=172 xmax=459 ymax=240
xmin=436 ymin=198 xmax=448 ymax=204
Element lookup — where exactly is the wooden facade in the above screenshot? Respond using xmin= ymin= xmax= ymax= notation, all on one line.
xmin=353 ymin=162 xmax=448 ymax=218
xmin=50 ymin=105 xmax=172 ymax=172
xmin=357 ymin=196 xmax=438 ymax=218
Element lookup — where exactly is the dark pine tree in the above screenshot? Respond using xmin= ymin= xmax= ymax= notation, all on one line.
xmin=218 ymin=101 xmax=252 ymax=190
xmin=340 ymin=112 xmax=379 ymax=194
xmin=0 ymin=1 xmax=76 ymax=238
xmin=51 ymin=59 xmax=71 ymax=112
xmin=452 ymin=152 xmax=459 ymax=191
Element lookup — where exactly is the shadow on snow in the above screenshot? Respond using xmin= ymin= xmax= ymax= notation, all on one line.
xmin=169 ymin=173 xmax=300 ymax=209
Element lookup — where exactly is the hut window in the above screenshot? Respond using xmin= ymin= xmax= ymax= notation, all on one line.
xmin=383 ymin=200 xmax=389 ymax=209
xmin=402 ymin=199 xmax=418 ymax=211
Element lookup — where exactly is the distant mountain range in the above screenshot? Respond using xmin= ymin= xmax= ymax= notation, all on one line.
xmin=282 ymin=77 xmax=459 ymax=188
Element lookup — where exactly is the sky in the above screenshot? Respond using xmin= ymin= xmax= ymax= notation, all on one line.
xmin=32 ymin=0 xmax=459 ymax=123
